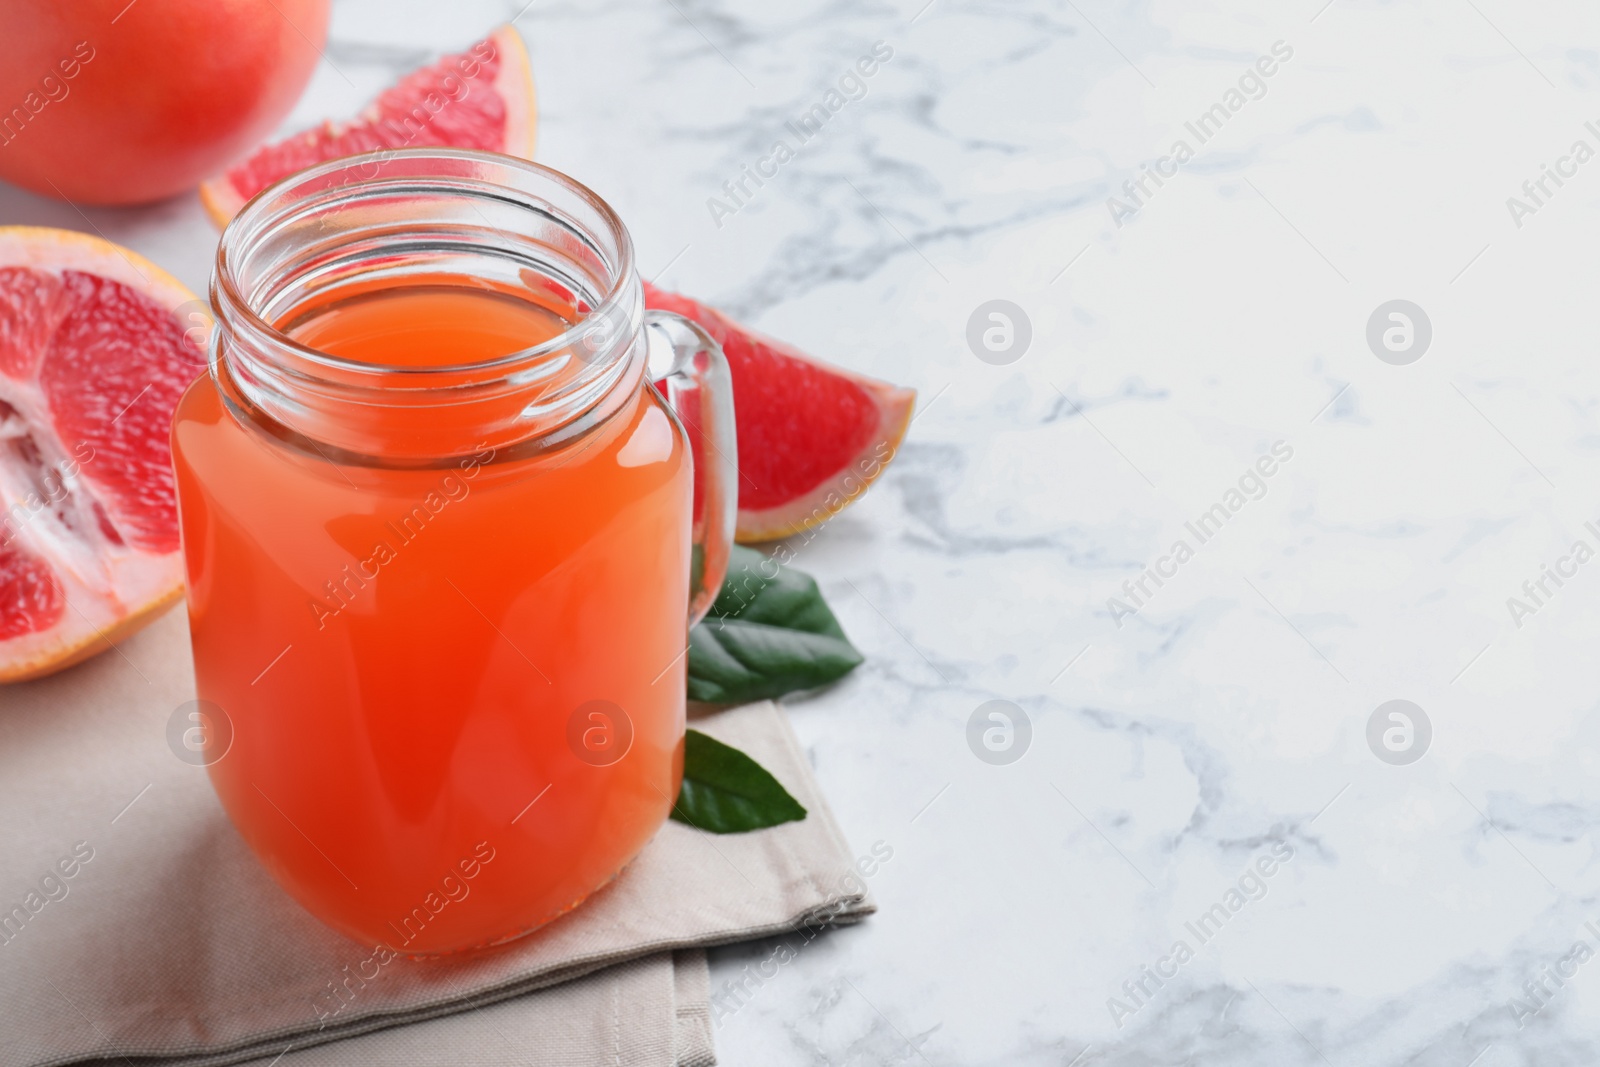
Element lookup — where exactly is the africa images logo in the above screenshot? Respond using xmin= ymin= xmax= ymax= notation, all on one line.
xmin=706 ymin=41 xmax=895 ymax=229
xmin=1106 ymin=841 xmax=1295 ymax=1028
xmin=1107 ymin=442 xmax=1293 ymax=628
xmin=1105 ymin=41 xmax=1294 ymax=227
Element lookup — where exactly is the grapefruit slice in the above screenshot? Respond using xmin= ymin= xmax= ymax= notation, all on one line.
xmin=0 ymin=227 xmax=203 ymax=682
xmin=199 ymin=24 xmax=536 ymax=226
xmin=643 ymin=282 xmax=915 ymax=543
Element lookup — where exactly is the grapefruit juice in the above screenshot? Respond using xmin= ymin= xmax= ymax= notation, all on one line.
xmin=172 ymin=284 xmax=693 ymax=953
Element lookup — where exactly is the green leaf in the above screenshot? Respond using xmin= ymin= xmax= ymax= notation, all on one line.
xmin=687 ymin=545 xmax=864 ymax=704
xmin=671 ymin=728 xmax=807 ymax=833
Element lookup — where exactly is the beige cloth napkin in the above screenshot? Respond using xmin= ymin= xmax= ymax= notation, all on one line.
xmin=0 ymin=609 xmax=871 ymax=1067
xmin=234 ymin=951 xmax=714 ymax=1067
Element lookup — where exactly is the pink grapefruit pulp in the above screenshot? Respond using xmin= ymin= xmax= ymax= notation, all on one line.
xmin=199 ymin=25 xmax=536 ymax=226
xmin=643 ymin=282 xmax=915 ymax=543
xmin=0 ymin=228 xmax=202 ymax=682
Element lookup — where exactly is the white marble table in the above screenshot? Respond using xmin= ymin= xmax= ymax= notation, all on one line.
xmin=10 ymin=0 xmax=1600 ymax=1063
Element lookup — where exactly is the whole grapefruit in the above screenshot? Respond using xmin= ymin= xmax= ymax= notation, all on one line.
xmin=0 ymin=0 xmax=330 ymax=205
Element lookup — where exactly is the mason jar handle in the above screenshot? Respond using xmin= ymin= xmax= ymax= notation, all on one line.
xmin=644 ymin=310 xmax=738 ymax=627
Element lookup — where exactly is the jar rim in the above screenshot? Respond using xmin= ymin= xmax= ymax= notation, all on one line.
xmin=212 ymin=146 xmax=637 ymax=378
xmin=206 ymin=147 xmax=648 ymax=464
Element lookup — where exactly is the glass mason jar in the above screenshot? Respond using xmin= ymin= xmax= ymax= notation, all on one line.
xmin=171 ymin=149 xmax=736 ymax=955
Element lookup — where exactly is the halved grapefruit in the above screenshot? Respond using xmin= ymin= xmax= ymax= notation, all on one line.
xmin=0 ymin=228 xmax=203 ymax=683
xmin=643 ymin=282 xmax=915 ymax=543
xmin=199 ymin=24 xmax=536 ymax=226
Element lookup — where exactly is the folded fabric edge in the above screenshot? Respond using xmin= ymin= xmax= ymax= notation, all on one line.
xmin=764 ymin=700 xmax=881 ymax=920
xmin=672 ymin=949 xmax=714 ymax=1067
xmin=46 ymin=899 xmax=872 ymax=1067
